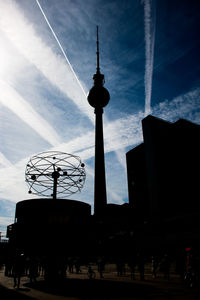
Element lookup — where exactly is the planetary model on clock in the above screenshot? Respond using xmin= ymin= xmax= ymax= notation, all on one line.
xmin=25 ymin=151 xmax=86 ymax=200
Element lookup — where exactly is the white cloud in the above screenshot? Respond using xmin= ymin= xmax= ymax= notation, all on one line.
xmin=0 ymin=0 xmax=93 ymax=123
xmin=0 ymin=158 xmax=31 ymax=202
xmin=0 ymin=80 xmax=61 ymax=146
xmin=0 ymin=152 xmax=13 ymax=168
xmin=153 ymin=88 xmax=200 ymax=122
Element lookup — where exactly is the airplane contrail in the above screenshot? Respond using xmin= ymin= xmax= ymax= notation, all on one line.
xmin=35 ymin=0 xmax=88 ymax=99
xmin=143 ymin=0 xmax=156 ymax=116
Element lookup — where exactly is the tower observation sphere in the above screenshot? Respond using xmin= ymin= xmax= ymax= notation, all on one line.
xmin=87 ymin=73 xmax=110 ymax=108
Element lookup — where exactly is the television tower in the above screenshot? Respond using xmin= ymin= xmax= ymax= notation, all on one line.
xmin=87 ymin=26 xmax=110 ymax=215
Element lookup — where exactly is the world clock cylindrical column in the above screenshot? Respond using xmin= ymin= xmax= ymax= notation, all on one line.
xmin=88 ymin=72 xmax=110 ymax=215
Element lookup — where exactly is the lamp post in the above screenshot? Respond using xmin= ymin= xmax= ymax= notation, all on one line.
xmin=87 ymin=26 xmax=110 ymax=215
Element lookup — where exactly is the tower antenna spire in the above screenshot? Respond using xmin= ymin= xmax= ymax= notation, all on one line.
xmin=96 ymin=25 xmax=100 ymax=74
xmin=93 ymin=26 xmax=105 ymax=86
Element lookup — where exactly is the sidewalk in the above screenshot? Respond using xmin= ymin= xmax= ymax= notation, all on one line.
xmin=0 ymin=266 xmax=200 ymax=300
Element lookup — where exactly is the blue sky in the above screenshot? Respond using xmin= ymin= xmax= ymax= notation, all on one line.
xmin=0 ymin=0 xmax=200 ymax=235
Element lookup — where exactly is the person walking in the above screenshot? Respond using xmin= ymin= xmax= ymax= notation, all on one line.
xmin=13 ymin=252 xmax=25 ymax=289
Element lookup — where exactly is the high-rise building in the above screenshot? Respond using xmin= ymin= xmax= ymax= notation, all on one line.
xmin=126 ymin=143 xmax=149 ymax=223
xmin=127 ymin=115 xmax=200 ymax=223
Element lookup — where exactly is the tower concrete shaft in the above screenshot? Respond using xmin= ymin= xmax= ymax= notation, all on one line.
xmin=94 ymin=107 xmax=107 ymax=215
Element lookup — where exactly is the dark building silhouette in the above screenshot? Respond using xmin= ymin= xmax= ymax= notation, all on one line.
xmin=143 ymin=116 xmax=200 ymax=219
xmin=126 ymin=115 xmax=200 ymax=247
xmin=126 ymin=143 xmax=149 ymax=223
xmin=7 ymin=198 xmax=91 ymax=257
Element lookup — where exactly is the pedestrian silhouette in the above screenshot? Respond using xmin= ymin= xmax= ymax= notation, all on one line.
xmin=13 ymin=252 xmax=25 ymax=289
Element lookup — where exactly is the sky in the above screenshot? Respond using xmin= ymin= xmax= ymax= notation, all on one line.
xmin=0 ymin=0 xmax=200 ymax=235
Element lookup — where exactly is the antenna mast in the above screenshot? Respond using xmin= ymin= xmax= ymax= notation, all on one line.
xmin=96 ymin=26 xmax=100 ymax=74
xmin=93 ymin=26 xmax=105 ymax=86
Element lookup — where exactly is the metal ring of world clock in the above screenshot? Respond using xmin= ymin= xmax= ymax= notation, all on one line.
xmin=25 ymin=151 xmax=86 ymax=198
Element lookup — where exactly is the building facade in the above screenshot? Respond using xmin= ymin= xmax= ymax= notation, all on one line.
xmin=126 ymin=115 xmax=200 ymax=247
